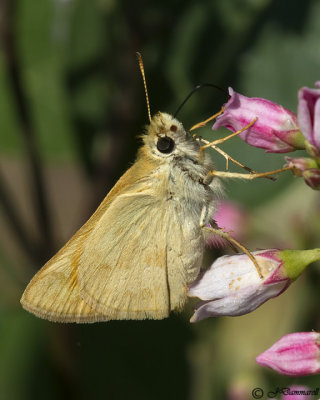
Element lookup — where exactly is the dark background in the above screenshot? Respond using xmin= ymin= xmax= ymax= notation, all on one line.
xmin=1 ymin=0 xmax=320 ymax=399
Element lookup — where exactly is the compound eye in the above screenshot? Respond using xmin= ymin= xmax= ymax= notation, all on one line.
xmin=156 ymin=136 xmax=175 ymax=154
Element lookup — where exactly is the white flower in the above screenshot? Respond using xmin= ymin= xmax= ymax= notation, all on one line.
xmin=189 ymin=250 xmax=290 ymax=322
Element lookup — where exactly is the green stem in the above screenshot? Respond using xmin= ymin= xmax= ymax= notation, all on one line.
xmin=281 ymin=249 xmax=320 ymax=281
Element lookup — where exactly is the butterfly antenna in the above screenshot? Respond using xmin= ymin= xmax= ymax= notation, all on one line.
xmin=174 ymin=83 xmax=228 ymax=118
xmin=136 ymin=52 xmax=152 ymax=123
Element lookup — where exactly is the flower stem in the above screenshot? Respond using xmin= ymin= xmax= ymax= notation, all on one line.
xmin=281 ymin=249 xmax=320 ymax=281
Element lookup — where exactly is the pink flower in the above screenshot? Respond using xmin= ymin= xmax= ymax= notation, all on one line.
xmin=298 ymin=81 xmax=320 ymax=149
xmin=256 ymin=332 xmax=320 ymax=376
xmin=212 ymin=88 xmax=305 ymax=153
xmin=207 ymin=201 xmax=248 ymax=248
xmin=189 ymin=249 xmax=320 ymax=322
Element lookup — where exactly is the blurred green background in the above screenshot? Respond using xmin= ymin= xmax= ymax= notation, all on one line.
xmin=1 ymin=0 xmax=320 ymax=399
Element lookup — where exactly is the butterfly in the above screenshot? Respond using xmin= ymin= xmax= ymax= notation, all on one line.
xmin=20 ymin=53 xmax=228 ymax=323
xmin=20 ymin=108 xmax=224 ymax=322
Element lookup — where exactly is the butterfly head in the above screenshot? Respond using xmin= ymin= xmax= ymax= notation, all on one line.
xmin=143 ymin=112 xmax=197 ymax=160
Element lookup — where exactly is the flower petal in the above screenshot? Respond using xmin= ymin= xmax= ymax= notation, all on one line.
xmin=256 ymin=332 xmax=320 ymax=376
xmin=298 ymin=83 xmax=320 ymax=148
xmin=314 ymin=95 xmax=320 ymax=148
xmin=190 ymin=281 xmax=287 ymax=322
xmin=213 ymin=88 xmax=303 ymax=153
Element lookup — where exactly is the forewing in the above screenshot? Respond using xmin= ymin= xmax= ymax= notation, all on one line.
xmin=78 ymin=193 xmax=174 ymax=320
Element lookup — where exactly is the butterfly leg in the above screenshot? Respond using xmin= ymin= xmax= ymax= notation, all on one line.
xmin=203 ymin=165 xmax=293 ymax=184
xmin=189 ymin=107 xmax=226 ymax=131
xmin=194 ymin=135 xmax=274 ymax=180
xmin=197 ymin=118 xmax=257 ymax=161
xmin=199 ymin=204 xmax=263 ymax=278
xmin=202 ymin=226 xmax=263 ymax=279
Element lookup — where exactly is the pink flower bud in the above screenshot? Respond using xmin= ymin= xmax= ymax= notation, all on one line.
xmin=284 ymin=156 xmax=318 ymax=176
xmin=189 ymin=249 xmax=320 ymax=322
xmin=212 ymin=88 xmax=305 ymax=153
xmin=298 ymin=81 xmax=320 ymax=149
xmin=256 ymin=332 xmax=320 ymax=376
xmin=302 ymin=168 xmax=320 ymax=190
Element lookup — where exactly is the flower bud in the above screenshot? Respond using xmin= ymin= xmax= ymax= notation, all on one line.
xmin=285 ymin=157 xmax=320 ymax=190
xmin=256 ymin=332 xmax=320 ymax=376
xmin=189 ymin=249 xmax=320 ymax=322
xmin=212 ymin=88 xmax=305 ymax=153
xmin=302 ymin=168 xmax=320 ymax=190
xmin=284 ymin=156 xmax=318 ymax=176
